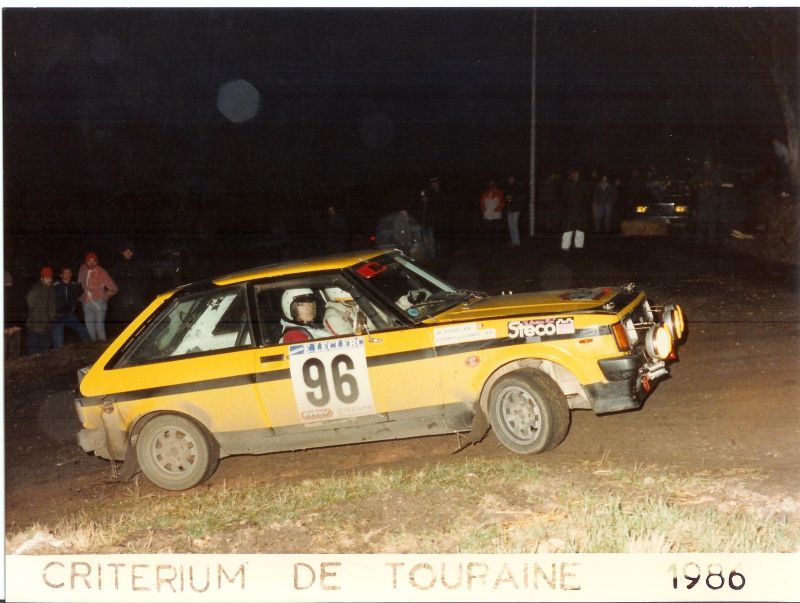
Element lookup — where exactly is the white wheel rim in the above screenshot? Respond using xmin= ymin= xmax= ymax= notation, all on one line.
xmin=149 ymin=426 xmax=199 ymax=477
xmin=497 ymin=385 xmax=542 ymax=444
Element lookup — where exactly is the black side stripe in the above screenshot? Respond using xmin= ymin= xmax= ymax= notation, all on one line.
xmin=84 ymin=327 xmax=611 ymax=405
xmin=86 ymin=372 xmax=258 ymax=406
xmin=255 ymin=369 xmax=290 ymax=383
xmin=367 ymin=347 xmax=436 ymax=367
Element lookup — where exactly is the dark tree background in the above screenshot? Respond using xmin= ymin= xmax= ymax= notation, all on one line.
xmin=3 ymin=8 xmax=796 ymax=271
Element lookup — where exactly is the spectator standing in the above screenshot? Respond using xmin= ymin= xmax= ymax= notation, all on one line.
xmin=560 ymin=168 xmax=591 ymax=251
xmin=592 ymin=174 xmax=618 ymax=233
xmin=324 ymin=205 xmax=350 ymax=253
xmin=427 ymin=176 xmax=453 ymax=253
xmin=691 ymin=158 xmax=722 ymax=246
xmin=537 ymin=171 xmax=561 ymax=233
xmin=52 ymin=267 xmax=90 ymax=348
xmin=110 ymin=241 xmax=151 ymax=334
xmin=479 ymin=179 xmax=505 ymax=243
xmin=78 ymin=252 xmax=118 ymax=341
xmin=414 ymin=188 xmax=439 ymax=258
xmin=25 ymin=266 xmax=56 ymax=354
xmin=4 ymin=270 xmax=22 ymax=359
xmin=504 ymin=175 xmax=526 ymax=246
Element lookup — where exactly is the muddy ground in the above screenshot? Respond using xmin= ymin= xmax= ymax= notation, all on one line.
xmin=4 ymin=234 xmax=800 ymax=533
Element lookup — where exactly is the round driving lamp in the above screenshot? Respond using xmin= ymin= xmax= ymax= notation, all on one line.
xmin=645 ymin=325 xmax=673 ymax=360
xmin=663 ymin=304 xmax=685 ymax=341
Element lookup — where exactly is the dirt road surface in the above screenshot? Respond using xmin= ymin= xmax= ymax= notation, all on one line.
xmin=5 ymin=235 xmax=799 ymax=531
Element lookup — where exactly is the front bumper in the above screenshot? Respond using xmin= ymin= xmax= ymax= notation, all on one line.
xmin=586 ymin=353 xmax=670 ymax=414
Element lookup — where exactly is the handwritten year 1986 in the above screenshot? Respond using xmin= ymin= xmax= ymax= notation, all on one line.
xmin=669 ymin=563 xmax=746 ymax=591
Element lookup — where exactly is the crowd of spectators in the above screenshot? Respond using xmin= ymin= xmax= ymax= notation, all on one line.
xmin=5 ymin=242 xmax=151 ymax=357
xmin=368 ymin=159 xmax=783 ymax=256
xmin=5 ymin=159 xmax=788 ymax=359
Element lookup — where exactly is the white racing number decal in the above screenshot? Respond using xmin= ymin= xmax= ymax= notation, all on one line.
xmin=288 ymin=337 xmax=376 ymax=422
xmin=508 ymin=317 xmax=575 ymax=339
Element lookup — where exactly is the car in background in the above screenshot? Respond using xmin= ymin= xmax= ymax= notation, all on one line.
xmin=74 ymin=249 xmax=686 ymax=490
xmin=148 ymin=246 xmax=194 ymax=288
xmin=622 ymin=178 xmax=691 ymax=235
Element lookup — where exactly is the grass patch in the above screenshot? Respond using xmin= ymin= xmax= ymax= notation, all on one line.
xmin=7 ymin=458 xmax=799 ymax=554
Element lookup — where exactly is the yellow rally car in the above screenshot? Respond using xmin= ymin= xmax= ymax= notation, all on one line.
xmin=75 ymin=249 xmax=686 ymax=490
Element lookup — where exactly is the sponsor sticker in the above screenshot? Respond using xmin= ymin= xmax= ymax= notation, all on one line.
xmin=434 ymin=323 xmax=496 ymax=346
xmin=508 ymin=317 xmax=575 ymax=339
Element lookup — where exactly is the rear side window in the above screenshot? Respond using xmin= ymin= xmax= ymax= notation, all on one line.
xmin=119 ymin=286 xmax=252 ymax=366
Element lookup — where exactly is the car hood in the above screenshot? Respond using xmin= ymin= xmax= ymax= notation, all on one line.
xmin=433 ymin=286 xmax=620 ymax=323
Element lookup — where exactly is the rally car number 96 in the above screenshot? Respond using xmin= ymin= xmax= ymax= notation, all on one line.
xmin=74 ymin=250 xmax=685 ymax=490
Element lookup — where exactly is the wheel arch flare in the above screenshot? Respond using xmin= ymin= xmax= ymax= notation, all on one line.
xmin=477 ymin=358 xmax=589 ymax=416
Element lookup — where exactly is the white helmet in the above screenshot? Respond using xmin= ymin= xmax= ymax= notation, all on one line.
xmin=324 ymin=286 xmax=353 ymax=302
xmin=281 ymin=288 xmax=316 ymax=320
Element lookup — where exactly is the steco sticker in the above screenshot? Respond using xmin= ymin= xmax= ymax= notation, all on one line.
xmin=508 ymin=317 xmax=575 ymax=339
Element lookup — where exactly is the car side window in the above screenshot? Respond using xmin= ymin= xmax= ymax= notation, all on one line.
xmin=254 ymin=277 xmax=396 ymax=345
xmin=254 ymin=286 xmax=291 ymax=345
xmin=120 ymin=286 xmax=252 ymax=366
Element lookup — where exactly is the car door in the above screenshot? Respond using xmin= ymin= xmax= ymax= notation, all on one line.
xmin=105 ymin=284 xmax=266 ymax=436
xmin=251 ymin=277 xmax=444 ymax=435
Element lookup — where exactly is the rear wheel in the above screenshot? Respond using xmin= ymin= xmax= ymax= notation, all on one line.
xmin=136 ymin=414 xmax=219 ymax=490
xmin=488 ymin=370 xmax=570 ymax=454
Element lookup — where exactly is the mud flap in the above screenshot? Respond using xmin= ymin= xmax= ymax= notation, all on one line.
xmin=451 ymin=403 xmax=490 ymax=454
xmin=115 ymin=443 xmax=141 ymax=482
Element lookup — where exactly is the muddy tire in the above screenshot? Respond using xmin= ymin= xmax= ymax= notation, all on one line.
xmin=136 ymin=414 xmax=219 ymax=490
xmin=488 ymin=370 xmax=571 ymax=454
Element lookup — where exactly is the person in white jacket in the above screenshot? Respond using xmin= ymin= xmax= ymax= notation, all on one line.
xmin=323 ymin=287 xmax=374 ymax=336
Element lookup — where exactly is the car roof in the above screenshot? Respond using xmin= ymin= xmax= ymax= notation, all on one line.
xmin=211 ymin=248 xmax=389 ymax=286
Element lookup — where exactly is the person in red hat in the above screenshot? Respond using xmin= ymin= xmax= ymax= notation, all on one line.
xmin=78 ymin=252 xmax=118 ymax=341
xmin=25 ymin=266 xmax=56 ymax=354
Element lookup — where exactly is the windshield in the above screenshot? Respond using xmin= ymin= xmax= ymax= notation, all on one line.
xmin=351 ymin=253 xmax=470 ymax=320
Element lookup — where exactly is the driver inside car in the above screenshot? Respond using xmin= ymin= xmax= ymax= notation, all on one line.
xmin=279 ymin=288 xmax=331 ymax=343
xmin=323 ymin=286 xmax=374 ymax=336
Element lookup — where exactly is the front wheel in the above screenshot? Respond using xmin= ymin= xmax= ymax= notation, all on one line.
xmin=136 ymin=414 xmax=219 ymax=490
xmin=488 ymin=370 xmax=571 ymax=454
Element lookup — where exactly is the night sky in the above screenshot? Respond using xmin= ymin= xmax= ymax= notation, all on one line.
xmin=2 ymin=7 xmax=797 ymax=269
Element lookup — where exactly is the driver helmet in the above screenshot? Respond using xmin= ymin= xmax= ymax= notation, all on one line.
xmin=324 ymin=286 xmax=354 ymax=303
xmin=281 ymin=288 xmax=317 ymax=321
